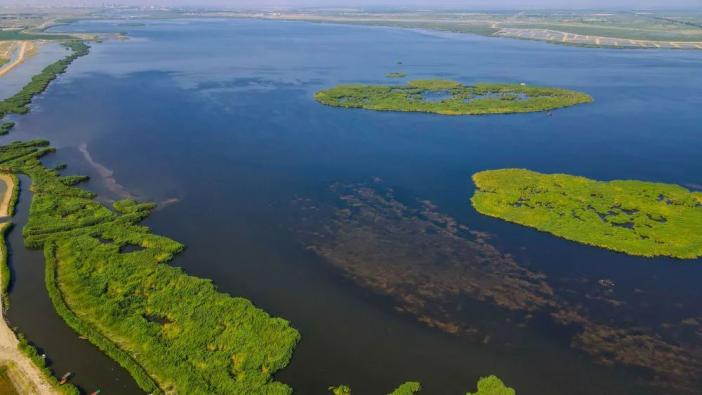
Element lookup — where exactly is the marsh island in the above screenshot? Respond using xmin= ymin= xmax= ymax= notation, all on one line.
xmin=314 ymin=79 xmax=592 ymax=115
xmin=471 ymin=169 xmax=702 ymax=259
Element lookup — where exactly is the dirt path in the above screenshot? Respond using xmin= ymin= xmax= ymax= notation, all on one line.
xmin=0 ymin=174 xmax=14 ymax=218
xmin=0 ymin=175 xmax=58 ymax=394
xmin=0 ymin=42 xmax=35 ymax=78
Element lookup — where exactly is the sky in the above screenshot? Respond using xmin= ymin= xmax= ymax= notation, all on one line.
xmin=2 ymin=0 xmax=700 ymax=9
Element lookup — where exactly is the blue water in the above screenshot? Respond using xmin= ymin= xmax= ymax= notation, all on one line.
xmin=2 ymin=18 xmax=701 ymax=394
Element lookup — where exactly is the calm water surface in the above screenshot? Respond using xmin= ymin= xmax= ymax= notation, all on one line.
xmin=2 ymin=19 xmax=701 ymax=394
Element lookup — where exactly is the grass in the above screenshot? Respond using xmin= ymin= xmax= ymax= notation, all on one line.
xmin=315 ymin=80 xmax=592 ymax=115
xmin=0 ymin=140 xmax=299 ymax=394
xmin=471 ymin=169 xmax=702 ymax=259
xmin=0 ymin=41 xmax=89 ymax=121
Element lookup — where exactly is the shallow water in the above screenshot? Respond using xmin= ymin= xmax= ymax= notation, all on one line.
xmin=2 ymin=18 xmax=702 ymax=394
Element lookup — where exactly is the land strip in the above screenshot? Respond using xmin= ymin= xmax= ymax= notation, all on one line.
xmin=495 ymin=28 xmax=702 ymax=49
xmin=0 ymin=42 xmax=37 ymax=78
xmin=223 ymin=10 xmax=702 ymax=50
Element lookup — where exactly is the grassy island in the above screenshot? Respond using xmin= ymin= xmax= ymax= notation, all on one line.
xmin=0 ymin=141 xmax=299 ymax=394
xmin=471 ymin=169 xmax=702 ymax=259
xmin=0 ymin=122 xmax=14 ymax=136
xmin=314 ymin=79 xmax=592 ymax=115
xmin=0 ymin=41 xmax=89 ymax=120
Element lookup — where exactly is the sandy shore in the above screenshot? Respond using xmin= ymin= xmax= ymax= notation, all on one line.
xmin=0 ymin=174 xmax=15 ymax=218
xmin=0 ymin=41 xmax=37 ymax=78
xmin=0 ymin=174 xmax=57 ymax=394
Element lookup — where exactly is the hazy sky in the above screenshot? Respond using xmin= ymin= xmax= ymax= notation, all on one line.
xmin=2 ymin=0 xmax=700 ymax=9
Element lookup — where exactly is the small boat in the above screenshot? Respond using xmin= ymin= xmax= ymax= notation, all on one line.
xmin=59 ymin=372 xmax=72 ymax=385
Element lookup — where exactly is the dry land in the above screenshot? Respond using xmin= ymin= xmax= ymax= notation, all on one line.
xmin=224 ymin=10 xmax=702 ymax=50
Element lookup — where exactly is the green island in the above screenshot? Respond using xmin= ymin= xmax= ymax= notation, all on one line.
xmin=471 ymin=169 xmax=702 ymax=259
xmin=314 ymin=79 xmax=592 ymax=115
xmin=0 ymin=41 xmax=89 ymax=120
xmin=0 ymin=140 xmax=300 ymax=394
xmin=0 ymin=123 xmax=15 ymax=136
xmin=329 ymin=376 xmax=514 ymax=394
xmin=385 ymin=72 xmax=406 ymax=78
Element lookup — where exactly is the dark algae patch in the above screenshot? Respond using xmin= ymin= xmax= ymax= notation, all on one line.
xmin=297 ymin=181 xmax=702 ymax=394
xmin=314 ymin=79 xmax=592 ymax=115
xmin=471 ymin=169 xmax=702 ymax=259
xmin=0 ymin=141 xmax=299 ymax=394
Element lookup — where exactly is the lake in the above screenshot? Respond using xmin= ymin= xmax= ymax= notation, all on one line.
xmin=2 ymin=18 xmax=702 ymax=394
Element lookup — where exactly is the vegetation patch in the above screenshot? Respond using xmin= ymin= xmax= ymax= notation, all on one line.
xmin=0 ymin=141 xmax=299 ymax=394
xmin=471 ymin=169 xmax=702 ymax=259
xmin=385 ymin=72 xmax=406 ymax=78
xmin=0 ymin=222 xmax=12 ymax=309
xmin=0 ymin=122 xmax=15 ymax=136
xmin=0 ymin=364 xmax=19 ymax=395
xmin=314 ymin=79 xmax=592 ymax=115
xmin=0 ymin=41 xmax=89 ymax=121
xmin=467 ymin=375 xmax=516 ymax=395
xmin=328 ymin=378 xmax=512 ymax=394
xmin=389 ymin=381 xmax=422 ymax=394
